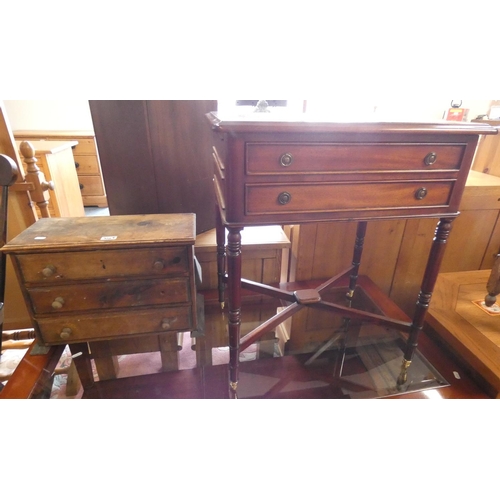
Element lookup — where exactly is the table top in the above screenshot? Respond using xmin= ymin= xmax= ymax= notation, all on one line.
xmin=207 ymin=112 xmax=499 ymax=136
xmin=2 ymin=214 xmax=196 ymax=253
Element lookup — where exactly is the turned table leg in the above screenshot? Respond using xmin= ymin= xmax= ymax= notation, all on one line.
xmin=397 ymin=217 xmax=454 ymax=385
xmin=227 ymin=227 xmax=243 ymax=398
xmin=347 ymin=221 xmax=368 ymax=299
xmin=485 ymin=254 xmax=500 ymax=307
xmin=215 ymin=201 xmax=226 ymax=309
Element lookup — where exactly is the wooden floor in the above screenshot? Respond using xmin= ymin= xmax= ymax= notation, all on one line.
xmin=1 ymin=275 xmax=492 ymax=399
xmin=427 ymin=270 xmax=500 ymax=398
xmin=81 ymin=338 xmax=489 ymax=399
xmin=81 ymin=277 xmax=491 ymax=399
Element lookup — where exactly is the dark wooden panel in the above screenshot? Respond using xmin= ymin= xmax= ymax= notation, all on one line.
xmin=89 ymin=100 xmax=158 ymax=215
xmin=89 ymin=100 xmax=217 ymax=234
xmin=146 ymin=100 xmax=217 ymax=233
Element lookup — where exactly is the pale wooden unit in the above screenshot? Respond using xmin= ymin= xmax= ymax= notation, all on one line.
xmin=195 ymin=225 xmax=291 ymax=291
xmin=14 ymin=130 xmax=107 ymax=207
xmin=471 ymin=120 xmax=500 ymax=177
xmin=427 ymin=270 xmax=500 ymax=398
xmin=16 ymin=140 xmax=85 ymax=218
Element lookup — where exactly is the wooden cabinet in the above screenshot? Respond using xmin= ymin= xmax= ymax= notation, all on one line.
xmin=88 ymin=100 xmax=216 ymax=233
xmin=14 ymin=130 xmax=107 ymax=207
xmin=16 ymin=140 xmax=85 ymax=218
xmin=471 ymin=120 xmax=500 ymax=177
xmin=195 ymin=225 xmax=291 ymax=291
xmin=2 ymin=213 xmax=198 ymax=386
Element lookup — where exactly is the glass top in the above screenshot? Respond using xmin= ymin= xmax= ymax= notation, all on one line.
xmin=201 ymin=284 xmax=449 ymax=399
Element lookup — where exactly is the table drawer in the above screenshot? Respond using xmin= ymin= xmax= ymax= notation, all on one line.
xmin=78 ymin=175 xmax=105 ymax=196
xmin=246 ymin=181 xmax=454 ymax=215
xmin=16 ymin=247 xmax=191 ymax=284
xmin=74 ymin=155 xmax=100 ymax=175
xmin=36 ymin=305 xmax=193 ymax=344
xmin=28 ymin=277 xmax=191 ymax=314
xmin=246 ymin=143 xmax=465 ymax=175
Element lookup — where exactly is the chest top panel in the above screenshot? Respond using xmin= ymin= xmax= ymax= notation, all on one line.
xmin=2 ymin=213 xmax=196 ymax=253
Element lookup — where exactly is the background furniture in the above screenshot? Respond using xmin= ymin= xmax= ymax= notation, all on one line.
xmin=0 ymin=154 xmax=20 ymax=352
xmin=16 ymin=140 xmax=85 ymax=218
xmin=14 ymin=130 xmax=107 ymax=207
xmin=195 ymin=225 xmax=290 ymax=291
xmin=427 ymin=270 xmax=500 ymax=398
xmin=88 ymin=100 xmax=217 ymax=234
xmin=207 ymin=113 xmax=496 ymax=396
xmin=2 ymin=213 xmax=198 ymax=389
xmin=471 ymin=120 xmax=500 ymax=177
xmin=1 ymin=103 xmax=54 ymax=330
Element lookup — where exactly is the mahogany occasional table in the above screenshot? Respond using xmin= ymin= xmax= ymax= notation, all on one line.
xmin=206 ymin=112 xmax=497 ymax=398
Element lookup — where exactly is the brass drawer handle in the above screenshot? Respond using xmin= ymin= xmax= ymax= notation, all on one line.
xmin=415 ymin=187 xmax=428 ymax=200
xmin=280 ymin=153 xmax=293 ymax=167
xmin=278 ymin=192 xmax=292 ymax=205
xmin=60 ymin=327 xmax=72 ymax=340
xmin=51 ymin=297 xmax=65 ymax=309
xmin=424 ymin=152 xmax=437 ymax=166
xmin=42 ymin=265 xmax=56 ymax=277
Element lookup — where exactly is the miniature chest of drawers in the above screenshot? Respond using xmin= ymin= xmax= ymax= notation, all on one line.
xmin=2 ymin=214 xmax=197 ymax=386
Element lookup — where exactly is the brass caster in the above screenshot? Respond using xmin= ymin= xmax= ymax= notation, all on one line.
xmin=229 ymin=381 xmax=238 ymax=399
xmin=397 ymin=359 xmax=412 ymax=387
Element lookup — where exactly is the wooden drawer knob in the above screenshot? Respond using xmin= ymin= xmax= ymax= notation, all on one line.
xmin=415 ymin=187 xmax=428 ymax=200
xmin=280 ymin=153 xmax=293 ymax=167
xmin=161 ymin=319 xmax=172 ymax=330
xmin=51 ymin=297 xmax=65 ymax=309
xmin=42 ymin=265 xmax=56 ymax=277
xmin=424 ymin=152 xmax=437 ymax=166
xmin=60 ymin=328 xmax=72 ymax=340
xmin=153 ymin=260 xmax=165 ymax=270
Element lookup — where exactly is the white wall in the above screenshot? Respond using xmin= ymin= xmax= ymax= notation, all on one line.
xmin=3 ymin=100 xmax=94 ymax=131
xmin=3 ymin=99 xmax=495 ymax=132
xmin=305 ymin=99 xmax=493 ymax=121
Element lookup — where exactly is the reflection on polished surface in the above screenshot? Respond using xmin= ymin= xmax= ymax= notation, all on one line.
xmin=201 ymin=283 xmax=449 ymax=399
